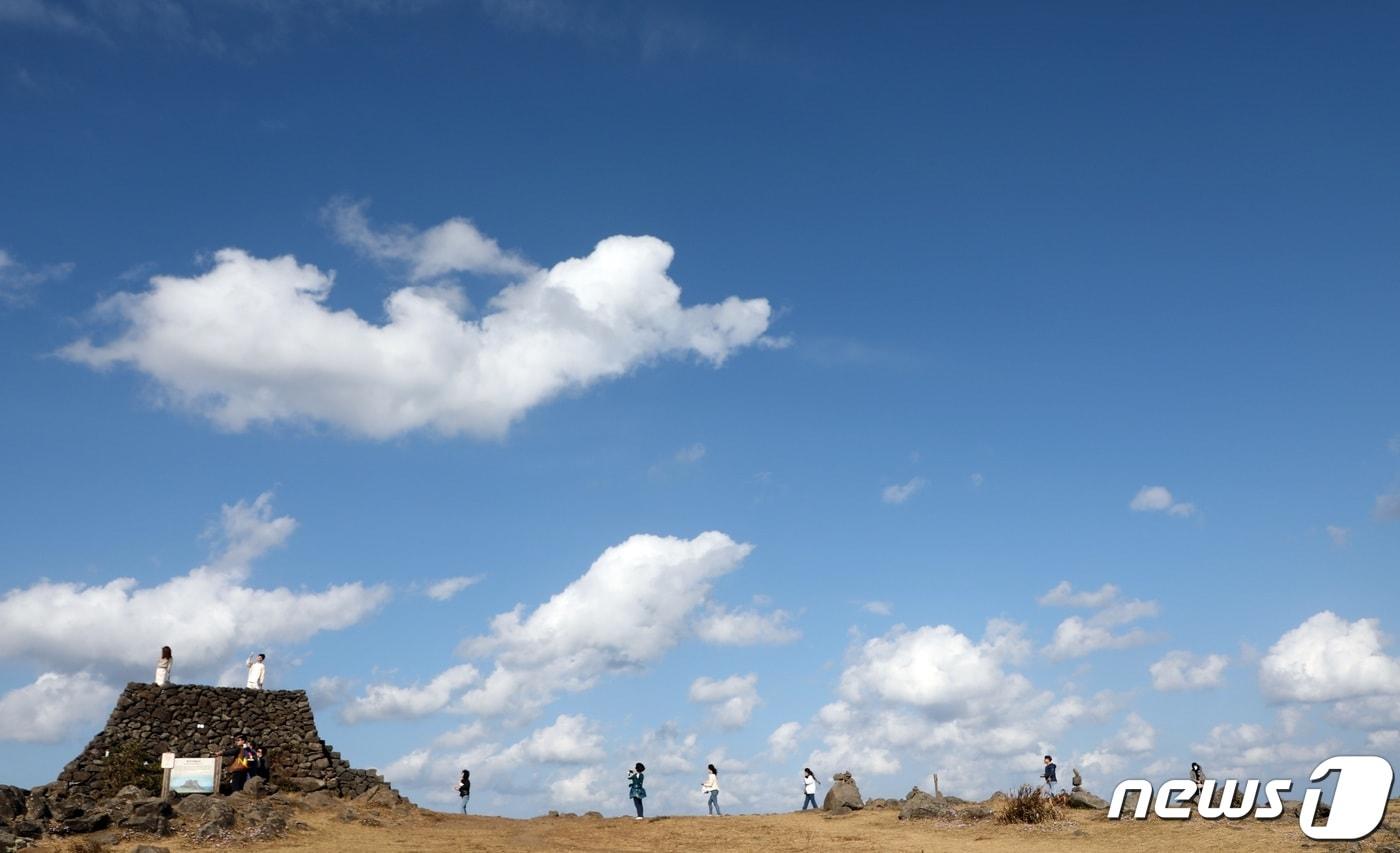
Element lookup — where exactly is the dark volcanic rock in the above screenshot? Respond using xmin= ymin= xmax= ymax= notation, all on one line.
xmin=899 ymin=786 xmax=953 ymax=821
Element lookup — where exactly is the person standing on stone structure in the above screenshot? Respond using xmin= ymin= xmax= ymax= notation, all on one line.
xmin=155 ymin=646 xmax=173 ymax=686
xmin=245 ymin=652 xmax=266 ymax=689
xmin=802 ymin=768 xmax=820 ymax=810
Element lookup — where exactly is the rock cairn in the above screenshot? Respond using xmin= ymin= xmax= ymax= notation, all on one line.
xmin=822 ymin=771 xmax=864 ymax=813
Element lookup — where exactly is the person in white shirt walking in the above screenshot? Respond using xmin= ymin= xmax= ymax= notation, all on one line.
xmin=154 ymin=646 xmax=173 ymax=686
xmin=245 ymin=653 xmax=266 ymax=689
xmin=701 ymin=764 xmax=721 ymax=815
xmin=802 ymin=768 xmax=820 ymax=811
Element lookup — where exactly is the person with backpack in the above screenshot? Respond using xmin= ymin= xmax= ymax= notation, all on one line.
xmin=802 ymin=768 xmax=820 ymax=810
xmin=1042 ymin=755 xmax=1058 ymax=795
xmin=456 ymin=769 xmax=471 ymax=813
xmin=701 ymin=764 xmax=721 ymax=816
xmin=627 ymin=762 xmax=647 ymax=820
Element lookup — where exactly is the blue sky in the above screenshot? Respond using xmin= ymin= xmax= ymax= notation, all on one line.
xmin=1 ymin=0 xmax=1398 ymax=817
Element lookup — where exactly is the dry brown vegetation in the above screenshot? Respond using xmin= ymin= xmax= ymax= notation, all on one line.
xmin=26 ymin=796 xmax=1400 ymax=853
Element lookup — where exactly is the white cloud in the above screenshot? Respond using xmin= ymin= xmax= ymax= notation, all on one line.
xmin=969 ymin=473 xmax=984 ymax=488
xmin=1325 ymin=525 xmax=1350 ymax=547
xmin=1149 ymin=651 xmax=1229 ymax=691
xmin=1375 ymin=494 xmax=1400 ymax=521
xmin=1037 ymin=581 xmax=1119 ymax=608
xmin=1043 ymin=617 xmax=1150 ymax=660
xmin=767 ymin=721 xmax=802 ymax=758
xmin=550 ymin=765 xmax=606 ymax=805
xmin=694 ymin=605 xmax=799 ymax=646
xmin=674 ymin=443 xmax=706 ymax=464
xmin=61 ymin=222 xmax=773 ymax=439
xmin=808 ymin=620 xmax=1103 ymax=795
xmin=1191 ymin=721 xmax=1339 ymax=777
xmin=425 ymin=576 xmax=482 ymax=602
xmin=1129 ymin=485 xmax=1196 ymax=518
xmin=689 ymin=674 xmax=761 ymax=729
xmin=455 ymin=531 xmax=755 ymax=717
xmin=326 ymin=198 xmax=535 ymax=279
xmin=308 ymin=675 xmax=356 ymax=706
xmin=501 ymin=714 xmax=606 ymax=764
xmin=0 ymin=492 xmax=391 ymax=678
xmin=342 ymin=664 xmax=481 ymax=723
xmin=1038 ymin=581 xmax=1158 ymax=660
xmin=1259 ymin=611 xmax=1400 ymax=703
xmin=0 ymin=672 xmax=118 ymax=743
xmin=881 ymin=477 xmax=926 ymax=505
xmin=860 ymin=601 xmax=892 ymax=616
xmin=0 ymin=246 xmax=74 ymax=307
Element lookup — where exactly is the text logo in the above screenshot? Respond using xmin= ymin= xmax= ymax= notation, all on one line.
xmin=1108 ymin=755 xmax=1394 ymax=841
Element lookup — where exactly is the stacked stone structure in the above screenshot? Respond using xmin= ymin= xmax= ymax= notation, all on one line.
xmin=52 ymin=683 xmax=400 ymax=801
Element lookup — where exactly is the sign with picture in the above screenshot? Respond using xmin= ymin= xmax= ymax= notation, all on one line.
xmin=165 ymin=757 xmax=220 ymax=795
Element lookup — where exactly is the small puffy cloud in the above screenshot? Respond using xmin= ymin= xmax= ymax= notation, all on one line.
xmin=0 ymin=672 xmax=118 ymax=743
xmin=861 ymin=601 xmax=892 ymax=616
xmin=969 ymin=473 xmax=984 ymax=488
xmin=1038 ymin=582 xmax=1158 ymax=660
xmin=767 ymin=721 xmax=802 ymax=758
xmin=1375 ymin=494 xmax=1400 ymax=522
xmin=881 ymin=477 xmax=926 ymax=505
xmin=1149 ymin=651 xmax=1229 ymax=691
xmin=61 ymin=221 xmax=773 ymax=439
xmin=0 ymin=246 xmax=73 ymax=307
xmin=1037 ymin=581 xmax=1118 ymax=609
xmin=550 ymin=766 xmax=606 ymax=805
xmin=342 ymin=664 xmax=480 ymax=723
xmin=326 ymin=198 xmax=536 ymax=279
xmin=1192 ymin=721 xmax=1339 ymax=776
xmin=502 ymin=714 xmax=606 ymax=764
xmin=1259 ymin=611 xmax=1400 ymax=703
xmin=1129 ymin=485 xmax=1196 ymax=518
xmin=689 ymin=674 xmax=761 ymax=729
xmin=0 ymin=492 xmax=390 ymax=677
xmin=694 ymin=605 xmax=799 ymax=646
xmin=1325 ymin=525 xmax=1350 ymax=547
xmin=308 ymin=675 xmax=355 ymax=706
xmin=1044 ymin=617 xmax=1150 ymax=660
xmin=674 ymin=443 xmax=706 ymax=464
xmin=425 ymin=576 xmax=481 ymax=602
xmin=456 ymin=532 xmax=754 ymax=717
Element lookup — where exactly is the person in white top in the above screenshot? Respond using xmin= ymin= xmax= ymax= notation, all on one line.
xmin=803 ymin=767 xmax=820 ymax=811
xmin=154 ymin=646 xmax=173 ymax=686
xmin=245 ymin=653 xmax=266 ymax=689
xmin=701 ymin=763 xmax=721 ymax=815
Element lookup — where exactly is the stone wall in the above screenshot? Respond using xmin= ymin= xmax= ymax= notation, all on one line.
xmin=52 ymin=683 xmax=401 ymax=802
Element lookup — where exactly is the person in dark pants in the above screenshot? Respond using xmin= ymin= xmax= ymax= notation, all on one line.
xmin=627 ymin=762 xmax=646 ymax=819
xmin=223 ymin=736 xmax=252 ymax=793
xmin=802 ymin=768 xmax=820 ymax=810
xmin=251 ymin=747 xmax=269 ymax=782
xmin=457 ymin=769 xmax=471 ymax=814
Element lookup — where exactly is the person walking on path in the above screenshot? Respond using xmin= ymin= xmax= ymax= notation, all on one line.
xmin=1042 ymin=755 xmax=1058 ymax=795
xmin=627 ymin=762 xmax=647 ymax=820
xmin=456 ymin=769 xmax=471 ymax=814
xmin=701 ymin=764 xmax=721 ymax=816
xmin=245 ymin=653 xmax=266 ymax=689
xmin=155 ymin=646 xmax=173 ymax=686
xmin=802 ymin=768 xmax=820 ymax=810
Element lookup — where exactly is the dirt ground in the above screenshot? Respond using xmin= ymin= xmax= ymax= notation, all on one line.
xmin=30 ymin=799 xmax=1400 ymax=853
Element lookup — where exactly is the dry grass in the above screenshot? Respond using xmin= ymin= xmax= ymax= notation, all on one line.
xmin=997 ymin=785 xmax=1065 ymax=824
xmin=26 ymin=798 xmax=1400 ymax=853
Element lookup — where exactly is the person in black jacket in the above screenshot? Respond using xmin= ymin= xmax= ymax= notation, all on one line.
xmin=457 ymin=769 xmax=471 ymax=814
xmin=1042 ymin=755 xmax=1058 ymax=795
